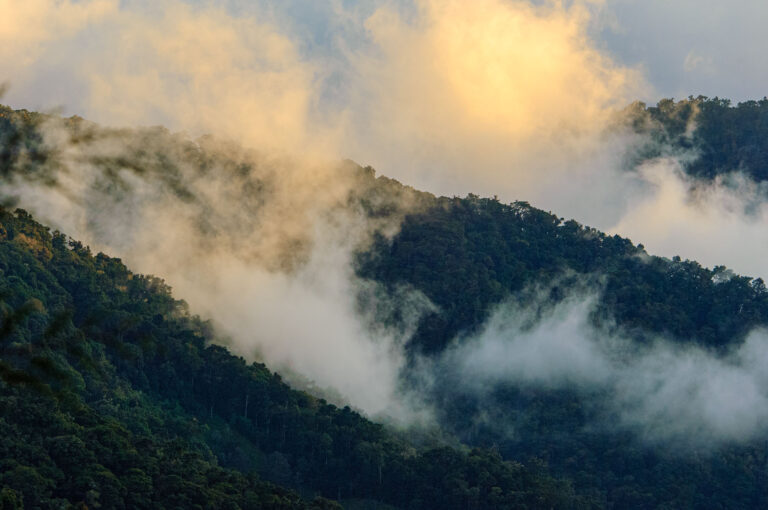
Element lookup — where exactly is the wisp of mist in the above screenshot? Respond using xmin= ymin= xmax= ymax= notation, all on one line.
xmin=0 ymin=116 xmax=435 ymax=423
xmin=440 ymin=287 xmax=768 ymax=447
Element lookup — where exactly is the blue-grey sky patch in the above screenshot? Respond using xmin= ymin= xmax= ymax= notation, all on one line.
xmin=596 ymin=0 xmax=768 ymax=102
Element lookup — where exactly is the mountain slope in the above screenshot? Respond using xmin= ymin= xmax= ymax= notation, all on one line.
xmin=357 ymin=190 xmax=768 ymax=509
xmin=4 ymin=102 xmax=768 ymax=509
xmin=358 ymin=194 xmax=768 ymax=354
xmin=0 ymin=207 xmax=576 ymax=509
xmin=627 ymin=96 xmax=768 ymax=181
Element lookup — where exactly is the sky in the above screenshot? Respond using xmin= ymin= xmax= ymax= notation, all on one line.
xmin=291 ymin=0 xmax=768 ymax=103
xmin=595 ymin=0 xmax=768 ymax=103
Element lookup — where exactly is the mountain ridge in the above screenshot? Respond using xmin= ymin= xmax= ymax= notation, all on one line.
xmin=4 ymin=100 xmax=768 ymax=508
xmin=0 ymin=205 xmax=577 ymax=509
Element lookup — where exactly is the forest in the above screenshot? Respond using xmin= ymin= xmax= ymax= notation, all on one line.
xmin=626 ymin=95 xmax=768 ymax=182
xmin=0 ymin=207 xmax=576 ymax=508
xmin=2 ymin=97 xmax=768 ymax=508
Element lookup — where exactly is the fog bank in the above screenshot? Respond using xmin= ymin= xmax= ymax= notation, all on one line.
xmin=442 ymin=289 xmax=768 ymax=445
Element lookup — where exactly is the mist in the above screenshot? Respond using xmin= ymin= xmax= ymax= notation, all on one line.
xmin=0 ymin=116 xmax=437 ymax=422
xmin=7 ymin=0 xmax=768 ymax=281
xmin=440 ymin=287 xmax=768 ymax=446
xmin=607 ymin=158 xmax=768 ymax=279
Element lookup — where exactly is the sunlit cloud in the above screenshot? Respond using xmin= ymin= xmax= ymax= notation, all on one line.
xmin=0 ymin=0 xmax=643 ymax=186
xmin=342 ymin=0 xmax=644 ymax=197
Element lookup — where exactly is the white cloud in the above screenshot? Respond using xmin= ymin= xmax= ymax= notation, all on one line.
xmin=444 ymin=290 xmax=768 ymax=445
xmin=683 ymin=50 xmax=715 ymax=73
xmin=608 ymin=158 xmax=768 ymax=279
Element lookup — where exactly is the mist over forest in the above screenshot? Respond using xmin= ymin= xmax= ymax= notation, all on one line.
xmin=2 ymin=95 xmax=768 ymax=509
xmin=3 ymin=1 xmax=768 ymax=509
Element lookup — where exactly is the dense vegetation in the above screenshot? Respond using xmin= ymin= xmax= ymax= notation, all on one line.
xmin=627 ymin=96 xmax=768 ymax=182
xmin=0 ymin=208 xmax=576 ymax=509
xmin=354 ymin=97 xmax=768 ymax=509
xmin=356 ymin=193 xmax=768 ymax=509
xmin=359 ymin=195 xmax=768 ymax=354
xmin=4 ymin=99 xmax=768 ymax=508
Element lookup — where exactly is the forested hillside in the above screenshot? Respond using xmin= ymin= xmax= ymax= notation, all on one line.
xmin=4 ymin=100 xmax=768 ymax=509
xmin=627 ymin=96 xmax=768 ymax=182
xmin=353 ymin=97 xmax=768 ymax=508
xmin=357 ymin=194 xmax=768 ymax=509
xmin=0 ymin=207 xmax=575 ymax=509
xmin=358 ymin=195 xmax=768 ymax=354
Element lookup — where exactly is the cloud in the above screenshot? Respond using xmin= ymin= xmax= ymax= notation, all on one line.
xmin=342 ymin=0 xmax=644 ymax=199
xmin=617 ymin=329 xmax=768 ymax=444
xmin=441 ymin=287 xmax=768 ymax=445
xmin=608 ymin=158 xmax=768 ymax=279
xmin=0 ymin=0 xmax=117 ymax=113
xmin=0 ymin=0 xmax=116 ymax=63
xmin=0 ymin=0 xmax=644 ymax=194
xmin=1 ymin=0 xmax=334 ymax=156
xmin=445 ymin=294 xmax=610 ymax=389
xmin=1 ymin=118 xmax=435 ymax=422
xmin=0 ymin=0 xmax=451 ymax=422
xmin=85 ymin=2 xmax=332 ymax=154
xmin=0 ymin=0 xmax=650 ymax=421
xmin=683 ymin=51 xmax=715 ymax=73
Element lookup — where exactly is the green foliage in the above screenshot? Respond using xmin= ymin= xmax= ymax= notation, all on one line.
xmin=627 ymin=96 xmax=768 ymax=181
xmin=0 ymin=208 xmax=575 ymax=509
xmin=356 ymin=183 xmax=768 ymax=509
xmin=358 ymin=195 xmax=768 ymax=353
xmin=7 ymin=100 xmax=768 ymax=509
